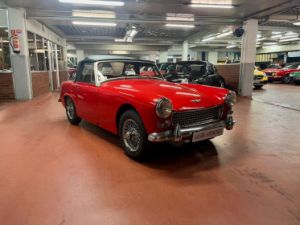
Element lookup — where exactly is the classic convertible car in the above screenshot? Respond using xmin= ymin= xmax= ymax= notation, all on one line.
xmin=263 ymin=63 xmax=300 ymax=83
xmin=59 ymin=56 xmax=236 ymax=160
xmin=163 ymin=61 xmax=227 ymax=88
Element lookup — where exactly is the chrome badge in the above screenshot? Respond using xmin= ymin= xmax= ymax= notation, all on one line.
xmin=191 ymin=99 xmax=201 ymax=103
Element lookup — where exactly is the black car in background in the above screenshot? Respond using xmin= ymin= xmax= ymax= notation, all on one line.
xmin=159 ymin=61 xmax=226 ymax=88
xmin=157 ymin=63 xmax=176 ymax=75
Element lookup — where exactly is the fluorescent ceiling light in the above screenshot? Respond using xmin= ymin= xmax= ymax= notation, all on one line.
xmin=264 ymin=42 xmax=277 ymax=46
xmin=279 ymin=37 xmax=300 ymax=42
xmin=293 ymin=21 xmax=300 ymax=26
xmin=202 ymin=36 xmax=216 ymax=42
xmin=166 ymin=13 xmax=194 ymax=22
xmin=257 ymin=37 xmax=266 ymax=41
xmin=216 ymin=31 xmax=233 ymax=38
xmin=281 ymin=34 xmax=299 ymax=39
xmin=115 ymin=38 xmax=126 ymax=42
xmin=189 ymin=4 xmax=234 ymax=8
xmin=59 ymin=0 xmax=124 ymax=6
xmin=72 ymin=10 xmax=116 ymax=18
xmin=111 ymin=50 xmax=129 ymax=54
xmin=165 ymin=24 xmax=195 ymax=28
xmin=257 ymin=34 xmax=262 ymax=38
xmin=272 ymin=31 xmax=282 ymax=34
xmin=72 ymin=21 xmax=117 ymax=26
xmin=226 ymin=45 xmax=236 ymax=49
xmin=271 ymin=34 xmax=282 ymax=39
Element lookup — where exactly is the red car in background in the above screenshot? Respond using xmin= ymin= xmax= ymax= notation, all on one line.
xmin=263 ymin=63 xmax=300 ymax=83
xmin=59 ymin=56 xmax=236 ymax=160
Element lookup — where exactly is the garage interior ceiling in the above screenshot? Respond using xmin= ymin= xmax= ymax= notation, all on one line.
xmin=3 ymin=0 xmax=300 ymax=52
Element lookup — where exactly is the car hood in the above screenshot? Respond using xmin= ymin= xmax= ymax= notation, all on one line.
xmin=254 ymin=70 xmax=265 ymax=76
xmin=102 ymin=78 xmax=228 ymax=111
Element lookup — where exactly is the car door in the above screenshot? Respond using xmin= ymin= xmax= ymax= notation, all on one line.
xmin=74 ymin=61 xmax=99 ymax=124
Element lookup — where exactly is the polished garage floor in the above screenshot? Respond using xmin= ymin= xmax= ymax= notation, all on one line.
xmin=0 ymin=84 xmax=299 ymax=225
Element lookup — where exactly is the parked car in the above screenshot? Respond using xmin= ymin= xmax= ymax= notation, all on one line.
xmin=59 ymin=56 xmax=236 ymax=160
xmin=164 ymin=61 xmax=226 ymax=88
xmin=253 ymin=67 xmax=268 ymax=89
xmin=263 ymin=63 xmax=300 ymax=83
xmin=289 ymin=71 xmax=300 ymax=85
xmin=157 ymin=62 xmax=176 ymax=75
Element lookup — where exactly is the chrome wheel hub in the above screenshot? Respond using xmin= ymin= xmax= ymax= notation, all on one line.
xmin=122 ymin=119 xmax=141 ymax=152
xmin=66 ymin=100 xmax=75 ymax=119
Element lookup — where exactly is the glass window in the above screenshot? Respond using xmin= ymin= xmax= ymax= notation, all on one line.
xmin=28 ymin=32 xmax=38 ymax=71
xmin=78 ymin=62 xmax=95 ymax=83
xmin=97 ymin=61 xmax=162 ymax=81
xmin=57 ymin=45 xmax=65 ymax=71
xmin=36 ymin=35 xmax=46 ymax=71
xmin=0 ymin=28 xmax=11 ymax=71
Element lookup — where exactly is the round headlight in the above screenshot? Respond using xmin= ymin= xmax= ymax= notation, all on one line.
xmin=225 ymin=91 xmax=237 ymax=107
xmin=156 ymin=98 xmax=173 ymax=119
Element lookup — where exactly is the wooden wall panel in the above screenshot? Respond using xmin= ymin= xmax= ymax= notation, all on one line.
xmin=216 ymin=64 xmax=240 ymax=92
xmin=0 ymin=73 xmax=15 ymax=100
xmin=32 ymin=72 xmax=50 ymax=97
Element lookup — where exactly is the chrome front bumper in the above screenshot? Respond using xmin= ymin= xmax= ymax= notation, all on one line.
xmin=148 ymin=115 xmax=235 ymax=143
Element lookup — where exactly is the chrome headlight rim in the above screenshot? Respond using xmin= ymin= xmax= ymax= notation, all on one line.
xmin=156 ymin=97 xmax=173 ymax=119
xmin=225 ymin=90 xmax=237 ymax=107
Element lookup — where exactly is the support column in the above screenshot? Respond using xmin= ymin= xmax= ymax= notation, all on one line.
xmin=239 ymin=19 xmax=258 ymax=97
xmin=208 ymin=51 xmax=218 ymax=64
xmin=159 ymin=51 xmax=168 ymax=63
xmin=8 ymin=8 xmax=32 ymax=100
xmin=182 ymin=40 xmax=188 ymax=61
xmin=76 ymin=49 xmax=85 ymax=62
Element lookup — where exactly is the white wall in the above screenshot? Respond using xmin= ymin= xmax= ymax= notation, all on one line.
xmin=0 ymin=9 xmax=8 ymax=27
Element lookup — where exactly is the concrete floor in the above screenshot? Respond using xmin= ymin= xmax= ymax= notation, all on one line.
xmin=0 ymin=84 xmax=299 ymax=225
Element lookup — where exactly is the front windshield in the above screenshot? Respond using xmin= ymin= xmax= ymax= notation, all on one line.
xmin=284 ymin=64 xmax=299 ymax=69
xmin=268 ymin=64 xmax=281 ymax=69
xmin=176 ymin=62 xmax=206 ymax=76
xmin=97 ymin=61 xmax=163 ymax=81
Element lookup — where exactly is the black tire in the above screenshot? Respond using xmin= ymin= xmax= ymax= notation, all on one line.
xmin=268 ymin=80 xmax=273 ymax=83
xmin=65 ymin=97 xmax=81 ymax=125
xmin=254 ymin=84 xmax=263 ymax=89
xmin=218 ymin=78 xmax=225 ymax=88
xmin=282 ymin=75 xmax=291 ymax=84
xmin=119 ymin=110 xmax=149 ymax=160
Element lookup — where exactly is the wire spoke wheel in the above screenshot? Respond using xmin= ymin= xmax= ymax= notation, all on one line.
xmin=122 ymin=118 xmax=141 ymax=152
xmin=66 ymin=99 xmax=75 ymax=120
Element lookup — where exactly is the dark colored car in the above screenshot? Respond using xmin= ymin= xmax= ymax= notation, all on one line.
xmin=157 ymin=63 xmax=176 ymax=75
xmin=164 ymin=61 xmax=226 ymax=88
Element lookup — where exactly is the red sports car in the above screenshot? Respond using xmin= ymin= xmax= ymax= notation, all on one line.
xmin=59 ymin=56 xmax=236 ymax=160
xmin=263 ymin=63 xmax=300 ymax=83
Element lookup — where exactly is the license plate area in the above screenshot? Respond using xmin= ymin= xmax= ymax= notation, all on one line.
xmin=192 ymin=127 xmax=224 ymax=142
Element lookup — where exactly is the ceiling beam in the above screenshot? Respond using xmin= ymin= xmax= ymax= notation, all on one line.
xmin=73 ymin=44 xmax=169 ymax=51
xmin=27 ymin=15 xmax=239 ymax=26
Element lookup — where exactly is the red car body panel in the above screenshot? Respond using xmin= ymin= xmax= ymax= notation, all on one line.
xmin=263 ymin=68 xmax=300 ymax=81
xmin=60 ymin=79 xmax=230 ymax=135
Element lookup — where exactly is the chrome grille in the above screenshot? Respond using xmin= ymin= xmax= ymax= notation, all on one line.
xmin=254 ymin=75 xmax=264 ymax=80
xmin=172 ymin=106 xmax=222 ymax=128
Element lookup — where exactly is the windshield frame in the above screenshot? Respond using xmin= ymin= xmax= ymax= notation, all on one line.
xmin=95 ymin=60 xmax=163 ymax=84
